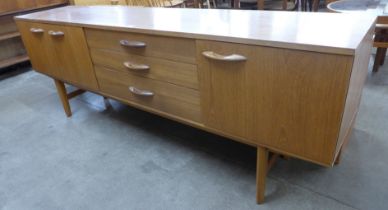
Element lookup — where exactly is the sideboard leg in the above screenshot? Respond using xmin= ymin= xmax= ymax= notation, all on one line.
xmin=280 ymin=155 xmax=290 ymax=160
xmin=256 ymin=146 xmax=268 ymax=204
xmin=54 ymin=79 xmax=72 ymax=117
xmin=103 ymin=96 xmax=111 ymax=109
xmin=334 ymin=149 xmax=342 ymax=165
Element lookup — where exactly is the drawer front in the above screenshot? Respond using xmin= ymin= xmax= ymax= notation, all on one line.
xmin=90 ymin=49 xmax=199 ymax=89
xmin=85 ymin=28 xmax=196 ymax=64
xmin=96 ymin=66 xmax=201 ymax=123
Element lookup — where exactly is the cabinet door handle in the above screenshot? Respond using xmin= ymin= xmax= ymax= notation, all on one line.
xmin=120 ymin=40 xmax=146 ymax=48
xmin=30 ymin=28 xmax=44 ymax=33
xmin=48 ymin=31 xmax=65 ymax=36
xmin=202 ymin=51 xmax=247 ymax=62
xmin=129 ymin=86 xmax=154 ymax=96
xmin=123 ymin=61 xmax=150 ymax=71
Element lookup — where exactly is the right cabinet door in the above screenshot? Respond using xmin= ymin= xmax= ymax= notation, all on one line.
xmin=197 ymin=40 xmax=354 ymax=165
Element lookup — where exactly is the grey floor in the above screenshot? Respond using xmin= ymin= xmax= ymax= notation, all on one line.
xmin=0 ymin=56 xmax=387 ymax=210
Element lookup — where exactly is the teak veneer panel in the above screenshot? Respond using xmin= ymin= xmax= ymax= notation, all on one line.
xmin=246 ymin=47 xmax=353 ymax=165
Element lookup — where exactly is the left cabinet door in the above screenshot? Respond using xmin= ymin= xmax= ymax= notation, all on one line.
xmin=17 ymin=21 xmax=62 ymax=78
xmin=17 ymin=21 xmax=99 ymax=91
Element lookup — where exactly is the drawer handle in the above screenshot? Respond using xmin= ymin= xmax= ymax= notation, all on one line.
xmin=129 ymin=86 xmax=154 ymax=96
xmin=120 ymin=40 xmax=146 ymax=48
xmin=30 ymin=28 xmax=44 ymax=33
xmin=123 ymin=61 xmax=150 ymax=71
xmin=202 ymin=51 xmax=247 ymax=62
xmin=48 ymin=30 xmax=65 ymax=37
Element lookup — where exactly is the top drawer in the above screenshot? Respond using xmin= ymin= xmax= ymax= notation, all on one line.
xmin=85 ymin=28 xmax=196 ymax=64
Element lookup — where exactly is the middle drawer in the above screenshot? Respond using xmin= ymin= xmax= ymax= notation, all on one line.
xmin=90 ymin=49 xmax=199 ymax=90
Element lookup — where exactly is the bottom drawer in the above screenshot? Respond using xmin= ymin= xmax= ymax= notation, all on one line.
xmin=95 ymin=66 xmax=201 ymax=123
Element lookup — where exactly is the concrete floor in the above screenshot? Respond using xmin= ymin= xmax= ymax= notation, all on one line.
xmin=0 ymin=57 xmax=387 ymax=210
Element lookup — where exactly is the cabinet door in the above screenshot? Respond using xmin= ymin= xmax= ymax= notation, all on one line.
xmin=197 ymin=40 xmax=255 ymax=139
xmin=46 ymin=24 xmax=98 ymax=90
xmin=197 ymin=40 xmax=354 ymax=165
xmin=17 ymin=21 xmax=62 ymax=78
xmin=17 ymin=21 xmax=99 ymax=91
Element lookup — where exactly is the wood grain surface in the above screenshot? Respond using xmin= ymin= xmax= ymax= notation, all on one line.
xmin=16 ymin=6 xmax=376 ymax=55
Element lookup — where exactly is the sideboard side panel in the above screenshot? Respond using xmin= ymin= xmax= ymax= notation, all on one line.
xmin=334 ymin=26 xmax=375 ymax=162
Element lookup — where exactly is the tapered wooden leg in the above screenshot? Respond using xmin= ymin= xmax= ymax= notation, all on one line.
xmin=373 ymin=48 xmax=384 ymax=72
xmin=54 ymin=79 xmax=72 ymax=117
xmin=281 ymin=155 xmax=290 ymax=160
xmin=380 ymin=48 xmax=387 ymax=65
xmin=380 ymin=29 xmax=387 ymax=65
xmin=256 ymin=146 xmax=268 ymax=204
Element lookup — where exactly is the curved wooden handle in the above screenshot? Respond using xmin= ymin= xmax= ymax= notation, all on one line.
xmin=202 ymin=51 xmax=247 ymax=62
xmin=123 ymin=61 xmax=150 ymax=71
xmin=129 ymin=86 xmax=154 ymax=96
xmin=120 ymin=40 xmax=146 ymax=48
xmin=30 ymin=28 xmax=44 ymax=33
xmin=48 ymin=30 xmax=65 ymax=36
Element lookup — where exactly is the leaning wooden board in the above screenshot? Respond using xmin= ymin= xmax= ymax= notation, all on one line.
xmin=15 ymin=6 xmax=375 ymax=203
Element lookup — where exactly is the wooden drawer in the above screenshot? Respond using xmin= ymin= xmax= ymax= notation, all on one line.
xmin=85 ymin=28 xmax=196 ymax=64
xmin=96 ymin=66 xmax=201 ymax=123
xmin=90 ymin=49 xmax=199 ymax=90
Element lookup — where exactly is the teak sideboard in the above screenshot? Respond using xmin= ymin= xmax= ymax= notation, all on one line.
xmin=15 ymin=6 xmax=375 ymax=203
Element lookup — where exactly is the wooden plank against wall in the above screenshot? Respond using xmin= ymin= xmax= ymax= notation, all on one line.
xmin=73 ymin=0 xmax=127 ymax=5
xmin=0 ymin=0 xmax=69 ymax=69
xmin=0 ymin=0 xmax=69 ymax=17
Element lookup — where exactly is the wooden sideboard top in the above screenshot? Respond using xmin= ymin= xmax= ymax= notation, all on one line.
xmin=15 ymin=6 xmax=376 ymax=55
